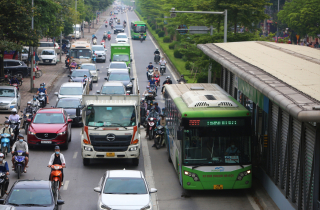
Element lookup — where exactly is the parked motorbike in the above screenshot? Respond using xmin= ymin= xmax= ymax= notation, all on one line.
xmin=13 ymin=150 xmax=26 ymax=179
xmin=147 ymin=69 xmax=154 ymax=80
xmin=108 ymin=34 xmax=111 ymax=41
xmin=160 ymin=64 xmax=166 ymax=75
xmin=0 ymin=172 xmax=8 ymax=198
xmin=0 ymin=133 xmax=11 ymax=158
xmin=154 ymin=54 xmax=160 ymax=64
xmin=147 ymin=117 xmax=158 ymax=140
xmin=154 ymin=125 xmax=165 ymax=149
xmin=37 ymin=92 xmax=47 ymax=108
xmin=49 ymin=164 xmax=64 ymax=202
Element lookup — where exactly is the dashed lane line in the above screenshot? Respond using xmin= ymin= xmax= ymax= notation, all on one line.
xmin=73 ymin=152 xmax=78 ymax=159
xmin=63 ymin=180 xmax=69 ymax=190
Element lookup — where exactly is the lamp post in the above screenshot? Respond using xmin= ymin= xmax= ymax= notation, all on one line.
xmin=276 ymin=0 xmax=279 ymax=42
xmin=170 ymin=8 xmax=228 ymax=83
xmin=30 ymin=0 xmax=34 ymax=92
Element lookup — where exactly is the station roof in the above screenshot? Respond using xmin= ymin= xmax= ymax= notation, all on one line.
xmin=198 ymin=41 xmax=320 ymax=122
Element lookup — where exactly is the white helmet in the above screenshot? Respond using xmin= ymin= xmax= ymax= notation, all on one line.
xmin=12 ymin=108 xmax=17 ymax=113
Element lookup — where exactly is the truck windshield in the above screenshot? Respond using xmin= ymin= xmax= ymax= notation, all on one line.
xmin=183 ymin=119 xmax=251 ymax=166
xmin=86 ymin=106 xmax=136 ymax=127
xmin=70 ymin=49 xmax=92 ymax=59
xmin=134 ymin=25 xmax=146 ymax=33
xmin=112 ymin=55 xmax=129 ymax=62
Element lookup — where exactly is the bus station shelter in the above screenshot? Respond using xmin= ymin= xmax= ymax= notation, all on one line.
xmin=198 ymin=41 xmax=320 ymax=210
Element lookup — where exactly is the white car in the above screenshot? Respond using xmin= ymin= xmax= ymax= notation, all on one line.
xmin=115 ymin=33 xmax=129 ymax=43
xmin=106 ymin=62 xmax=129 ymax=75
xmin=0 ymin=86 xmax=21 ymax=112
xmin=92 ymin=45 xmax=107 ymax=63
xmin=54 ymin=82 xmax=86 ymax=101
xmin=81 ymin=63 xmax=100 ymax=83
xmin=39 ymin=49 xmax=57 ymax=65
xmin=94 ymin=170 xmax=157 ymax=210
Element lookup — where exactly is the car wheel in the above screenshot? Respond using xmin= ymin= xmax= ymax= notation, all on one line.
xmin=62 ymin=141 xmax=69 ymax=150
xmin=132 ymin=158 xmax=139 ymax=166
xmin=69 ymin=131 xmax=72 ymax=142
xmin=83 ymin=158 xmax=90 ymax=166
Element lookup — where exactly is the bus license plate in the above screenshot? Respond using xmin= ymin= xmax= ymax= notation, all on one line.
xmin=106 ymin=152 xmax=115 ymax=157
xmin=41 ymin=141 xmax=52 ymax=144
xmin=214 ymin=185 xmax=223 ymax=190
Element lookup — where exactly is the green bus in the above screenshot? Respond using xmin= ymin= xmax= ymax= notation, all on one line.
xmin=130 ymin=21 xmax=147 ymax=40
xmin=164 ymin=83 xmax=252 ymax=190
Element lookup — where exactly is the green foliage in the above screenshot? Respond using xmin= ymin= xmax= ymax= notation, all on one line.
xmin=158 ymin=31 xmax=165 ymax=37
xmin=185 ymin=61 xmax=191 ymax=70
xmin=278 ymin=0 xmax=320 ymax=37
xmin=174 ymin=49 xmax=183 ymax=58
xmin=163 ymin=36 xmax=172 ymax=43
xmin=156 ymin=29 xmax=161 ymax=34
xmin=169 ymin=42 xmax=176 ymax=49
xmin=152 ymin=25 xmax=156 ymax=30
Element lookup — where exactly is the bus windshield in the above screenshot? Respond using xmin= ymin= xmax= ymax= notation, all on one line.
xmin=85 ymin=106 xmax=136 ymax=127
xmin=70 ymin=49 xmax=92 ymax=59
xmin=183 ymin=119 xmax=251 ymax=166
xmin=134 ymin=25 xmax=146 ymax=33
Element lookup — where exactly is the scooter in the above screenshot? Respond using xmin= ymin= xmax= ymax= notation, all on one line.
xmin=123 ymin=23 xmax=127 ymax=28
xmin=0 ymin=133 xmax=11 ymax=158
xmin=139 ymin=34 xmax=144 ymax=43
xmin=160 ymin=64 xmax=166 ymax=75
xmin=13 ymin=150 xmax=26 ymax=179
xmin=37 ymin=92 xmax=47 ymax=108
xmin=93 ymin=38 xmax=97 ymax=45
xmin=107 ymin=34 xmax=111 ymax=41
xmin=147 ymin=69 xmax=154 ymax=80
xmin=21 ymin=110 xmax=34 ymax=135
xmin=5 ymin=117 xmax=21 ymax=142
xmin=154 ymin=75 xmax=160 ymax=86
xmin=147 ymin=117 xmax=157 ymax=140
xmin=69 ymin=65 xmax=76 ymax=73
xmin=49 ymin=164 xmax=64 ymax=192
xmin=105 ymin=23 xmax=108 ymax=28
xmin=0 ymin=172 xmax=8 ymax=198
xmin=154 ymin=54 xmax=160 ymax=64
xmin=154 ymin=125 xmax=165 ymax=149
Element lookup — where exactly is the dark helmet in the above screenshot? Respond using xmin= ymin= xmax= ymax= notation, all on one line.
xmin=181 ymin=74 xmax=184 ymax=77
xmin=4 ymin=120 xmax=9 ymax=124
xmin=154 ymin=102 xmax=158 ymax=106
xmin=18 ymin=134 xmax=24 ymax=139
xmin=55 ymin=146 xmax=60 ymax=150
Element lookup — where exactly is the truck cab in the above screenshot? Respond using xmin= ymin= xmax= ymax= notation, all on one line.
xmin=81 ymin=95 xmax=140 ymax=166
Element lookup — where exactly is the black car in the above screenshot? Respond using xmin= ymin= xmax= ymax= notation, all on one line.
xmin=68 ymin=69 xmax=93 ymax=90
xmin=105 ymin=70 xmax=134 ymax=94
xmin=55 ymin=98 xmax=82 ymax=126
xmin=114 ymin=25 xmax=124 ymax=34
xmin=0 ymin=180 xmax=64 ymax=209
xmin=4 ymin=59 xmax=31 ymax=78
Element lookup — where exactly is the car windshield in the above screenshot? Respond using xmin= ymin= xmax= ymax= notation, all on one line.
xmin=33 ymin=113 xmax=65 ymax=124
xmin=109 ymin=63 xmax=127 ymax=69
xmin=103 ymin=178 xmax=147 ymax=194
xmin=101 ymin=86 xmax=125 ymax=95
xmin=59 ymin=87 xmax=83 ymax=95
xmin=117 ymin=35 xmax=127 ymax=39
xmin=7 ymin=188 xmax=53 ymax=206
xmin=112 ymin=55 xmax=129 ymax=62
xmin=56 ymin=99 xmax=81 ymax=108
xmin=81 ymin=65 xmax=96 ymax=70
xmin=85 ymin=106 xmax=136 ymax=127
xmin=0 ymin=89 xmax=15 ymax=97
xmin=41 ymin=50 xmax=54 ymax=55
xmin=92 ymin=46 xmax=105 ymax=51
xmin=71 ymin=71 xmax=89 ymax=77
xmin=109 ymin=73 xmax=130 ymax=81
xmin=70 ymin=49 xmax=92 ymax=59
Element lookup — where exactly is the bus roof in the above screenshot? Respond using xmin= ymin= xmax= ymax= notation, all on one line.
xmin=111 ymin=43 xmax=130 ymax=47
xmin=165 ymin=84 xmax=250 ymax=118
xmin=132 ymin=21 xmax=146 ymax=25
xmin=71 ymin=41 xmax=91 ymax=49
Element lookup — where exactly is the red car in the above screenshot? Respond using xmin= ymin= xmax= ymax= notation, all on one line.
xmin=27 ymin=108 xmax=72 ymax=149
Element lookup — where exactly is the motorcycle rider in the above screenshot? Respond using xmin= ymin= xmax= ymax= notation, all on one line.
xmin=0 ymin=153 xmax=10 ymax=194
xmin=148 ymin=76 xmax=158 ymax=94
xmin=92 ymin=34 xmax=97 ymax=41
xmin=146 ymin=62 xmax=154 ymax=79
xmin=154 ymin=48 xmax=160 ymax=57
xmin=32 ymin=95 xmax=40 ymax=108
xmin=36 ymin=83 xmax=49 ymax=104
xmin=9 ymin=75 xmax=19 ymax=86
xmin=107 ymin=30 xmax=112 ymax=35
xmin=145 ymin=107 xmax=160 ymax=138
xmin=143 ymin=86 xmax=151 ymax=96
xmin=159 ymin=57 xmax=167 ymax=66
xmin=153 ymin=68 xmax=161 ymax=85
xmin=8 ymin=108 xmax=19 ymax=122
xmin=23 ymin=101 xmax=34 ymax=115
xmin=0 ymin=120 xmax=14 ymax=147
xmin=178 ymin=74 xmax=187 ymax=83
xmin=103 ymin=31 xmax=107 ymax=40
xmin=161 ymin=76 xmax=172 ymax=93
xmin=48 ymin=146 xmax=66 ymax=186
xmin=153 ymin=102 xmax=161 ymax=115
xmin=11 ymin=134 xmax=29 ymax=173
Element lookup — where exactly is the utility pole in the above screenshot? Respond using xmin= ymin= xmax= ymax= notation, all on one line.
xmin=276 ymin=0 xmax=279 ymax=42
xmin=60 ymin=31 xmax=62 ymax=62
xmin=30 ymin=0 xmax=35 ymax=92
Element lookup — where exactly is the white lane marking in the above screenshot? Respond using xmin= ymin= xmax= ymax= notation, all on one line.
xmin=73 ymin=152 xmax=78 ymax=159
xmin=127 ymin=12 xmax=159 ymax=210
xmin=246 ymin=192 xmax=260 ymax=210
xmin=63 ymin=180 xmax=69 ymax=190
xmin=95 ymin=84 xmax=98 ymax=87
xmin=98 ymin=77 xmax=101 ymax=80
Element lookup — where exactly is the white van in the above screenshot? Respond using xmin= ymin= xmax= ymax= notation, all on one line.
xmin=69 ymin=24 xmax=82 ymax=39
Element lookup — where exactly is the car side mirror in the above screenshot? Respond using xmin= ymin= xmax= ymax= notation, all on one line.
xmin=104 ymin=77 xmax=108 ymax=80
xmin=96 ymin=90 xmax=101 ymax=94
xmin=97 ymin=69 xmax=100 ymax=71
xmin=131 ymin=78 xmax=135 ymax=80
xmin=177 ymin=130 xmax=183 ymax=140
xmin=54 ymin=92 xmax=58 ymax=96
xmin=150 ymin=188 xmax=157 ymax=193
xmin=57 ymin=200 xmax=65 ymax=205
xmin=27 ymin=119 xmax=31 ymax=122
xmin=67 ymin=119 xmax=73 ymax=123
xmin=94 ymin=187 xmax=101 ymax=193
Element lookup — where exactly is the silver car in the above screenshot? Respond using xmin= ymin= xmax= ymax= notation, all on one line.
xmin=81 ymin=63 xmax=100 ymax=83
xmin=106 ymin=62 xmax=129 ymax=75
xmin=54 ymin=82 xmax=86 ymax=101
xmin=96 ymin=81 xmax=128 ymax=95
xmin=92 ymin=45 xmax=107 ymax=63
xmin=0 ymin=86 xmax=21 ymax=112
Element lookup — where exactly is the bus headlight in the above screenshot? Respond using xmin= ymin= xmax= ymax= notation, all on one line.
xmin=184 ymin=171 xmax=200 ymax=182
xmin=237 ymin=170 xmax=251 ymax=181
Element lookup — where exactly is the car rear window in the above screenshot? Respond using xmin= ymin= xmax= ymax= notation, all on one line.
xmin=39 ymin=43 xmax=54 ymax=47
xmin=103 ymin=178 xmax=147 ymax=194
xmin=109 ymin=63 xmax=127 ymax=69
xmin=115 ymin=25 xmax=123 ymax=29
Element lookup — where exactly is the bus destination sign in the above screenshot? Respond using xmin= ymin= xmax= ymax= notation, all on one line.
xmin=188 ymin=119 xmax=245 ymax=127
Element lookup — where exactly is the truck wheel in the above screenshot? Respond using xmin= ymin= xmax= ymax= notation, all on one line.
xmin=83 ymin=158 xmax=90 ymax=166
xmin=132 ymin=158 xmax=139 ymax=166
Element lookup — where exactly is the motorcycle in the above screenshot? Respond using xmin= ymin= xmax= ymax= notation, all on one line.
xmin=0 ymin=172 xmax=8 ymax=198
xmin=150 ymin=84 xmax=157 ymax=95
xmin=177 ymin=79 xmax=188 ymax=84
xmin=160 ymin=64 xmax=166 ymax=75
xmin=107 ymin=34 xmax=111 ymax=41
xmin=103 ymin=33 xmax=107 ymax=41
xmin=111 ymin=24 xmax=114 ymax=29
xmin=93 ymin=38 xmax=97 ymax=45
xmin=139 ymin=34 xmax=144 ymax=43
xmin=13 ymin=150 xmax=26 ymax=179
xmin=5 ymin=117 xmax=21 ymax=142
xmin=21 ymin=110 xmax=34 ymax=135
xmin=147 ymin=69 xmax=154 ymax=80
xmin=154 ymin=75 xmax=160 ymax=86
xmin=154 ymin=54 xmax=160 ymax=64
xmin=123 ymin=22 xmax=127 ymax=28
xmin=37 ymin=92 xmax=47 ymax=108
xmin=154 ymin=125 xmax=165 ymax=149
xmin=69 ymin=65 xmax=76 ymax=73
xmin=65 ymin=56 xmax=70 ymax=68
xmin=0 ymin=133 xmax=11 ymax=158
xmin=145 ymin=95 xmax=154 ymax=110
xmin=49 ymin=164 xmax=64 ymax=202
xmin=105 ymin=23 xmax=108 ymax=28
xmin=147 ymin=117 xmax=158 ymax=140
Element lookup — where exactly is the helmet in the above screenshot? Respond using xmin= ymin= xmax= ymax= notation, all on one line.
xmin=149 ymin=62 xmax=152 ymax=64
xmin=146 ymin=86 xmax=150 ymax=89
xmin=11 ymin=108 xmax=17 ymax=113
xmin=84 ymin=74 xmax=87 ymax=77
xmin=4 ymin=120 xmax=9 ymax=124
xmin=181 ymin=74 xmax=184 ymax=77
xmin=154 ymin=102 xmax=158 ymax=106
xmin=166 ymin=76 xmax=171 ymax=79
xmin=27 ymin=101 xmax=32 ymax=106
xmin=41 ymin=82 xmax=46 ymax=87
xmin=55 ymin=146 xmax=60 ymax=150
xmin=0 ymin=153 xmax=4 ymax=158
xmin=18 ymin=134 xmax=24 ymax=139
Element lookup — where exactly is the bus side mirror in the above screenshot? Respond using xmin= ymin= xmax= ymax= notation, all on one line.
xmin=177 ymin=130 xmax=183 ymax=140
xmin=76 ymin=107 xmax=81 ymax=117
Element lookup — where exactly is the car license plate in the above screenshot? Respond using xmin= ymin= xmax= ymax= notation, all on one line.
xmin=45 ymin=60 xmax=48 ymax=62
xmin=214 ymin=185 xmax=223 ymax=190
xmin=106 ymin=152 xmax=115 ymax=157
xmin=41 ymin=141 xmax=52 ymax=144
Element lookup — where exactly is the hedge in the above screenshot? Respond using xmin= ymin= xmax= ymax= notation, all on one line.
xmin=163 ymin=36 xmax=171 ymax=43
xmin=174 ymin=49 xmax=183 ymax=58
xmin=158 ymin=31 xmax=165 ymax=38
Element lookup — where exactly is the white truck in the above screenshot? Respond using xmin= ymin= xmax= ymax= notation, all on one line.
xmin=80 ymin=95 xmax=141 ymax=166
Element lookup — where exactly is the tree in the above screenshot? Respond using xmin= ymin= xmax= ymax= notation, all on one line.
xmin=278 ymin=0 xmax=320 ymax=37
